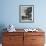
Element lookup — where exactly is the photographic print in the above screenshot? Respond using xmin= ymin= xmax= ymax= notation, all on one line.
xmin=19 ymin=5 xmax=34 ymax=23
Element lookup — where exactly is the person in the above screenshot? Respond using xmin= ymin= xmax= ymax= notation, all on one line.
xmin=22 ymin=7 xmax=32 ymax=20
xmin=25 ymin=7 xmax=32 ymax=20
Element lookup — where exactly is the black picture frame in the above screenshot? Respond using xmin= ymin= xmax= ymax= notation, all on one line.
xmin=19 ymin=5 xmax=34 ymax=23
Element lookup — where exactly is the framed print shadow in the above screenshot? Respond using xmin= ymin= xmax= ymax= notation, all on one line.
xmin=19 ymin=5 xmax=34 ymax=23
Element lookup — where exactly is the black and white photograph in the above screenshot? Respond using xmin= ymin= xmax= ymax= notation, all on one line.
xmin=19 ymin=5 xmax=34 ymax=23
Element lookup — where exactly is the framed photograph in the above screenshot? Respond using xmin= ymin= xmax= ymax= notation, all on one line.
xmin=19 ymin=5 xmax=34 ymax=23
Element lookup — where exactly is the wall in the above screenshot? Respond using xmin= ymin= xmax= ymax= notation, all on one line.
xmin=0 ymin=0 xmax=46 ymax=29
xmin=0 ymin=0 xmax=46 ymax=44
xmin=0 ymin=0 xmax=45 ymax=29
